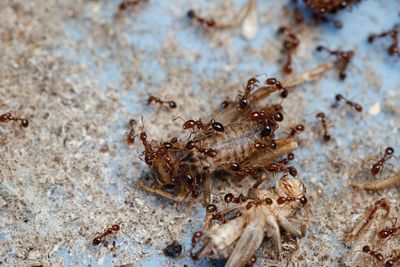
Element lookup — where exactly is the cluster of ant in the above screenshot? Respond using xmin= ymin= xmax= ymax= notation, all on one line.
xmin=345 ymin=198 xmax=400 ymax=266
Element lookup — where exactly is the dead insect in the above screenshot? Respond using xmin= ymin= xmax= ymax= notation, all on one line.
xmin=92 ymin=224 xmax=121 ymax=246
xmin=147 ymin=95 xmax=177 ymax=109
xmin=315 ymin=112 xmax=331 ymax=141
xmin=191 ymin=177 xmax=307 ymax=266
xmin=316 ymin=46 xmax=354 ymax=80
xmin=331 ymin=94 xmax=362 ymax=112
xmin=368 ymin=24 xmax=399 ymax=57
xmin=0 ymin=112 xmax=29 ymax=128
xmin=277 ymin=26 xmax=300 ymax=74
xmin=134 ymin=64 xmax=336 ymax=204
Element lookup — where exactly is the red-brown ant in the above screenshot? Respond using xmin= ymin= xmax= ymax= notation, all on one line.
xmin=126 ymin=119 xmax=136 ymax=145
xmin=316 ymin=112 xmax=331 ymax=141
xmin=277 ymin=26 xmax=300 ymax=74
xmin=332 ymin=94 xmax=362 ymax=112
xmin=265 ymin=78 xmax=288 ymax=98
xmin=92 ymin=224 xmax=121 ymax=246
xmin=277 ymin=152 xmax=295 ymax=165
xmin=276 ymin=194 xmax=307 ymax=207
xmin=147 ymin=95 xmax=177 ymax=109
xmin=182 ymin=118 xmax=225 ymax=133
xmin=371 ymin=147 xmax=395 ymax=176
xmin=378 ymin=217 xmax=399 ymax=239
xmin=361 ymin=245 xmax=385 ymax=264
xmin=368 ymin=25 xmax=399 ymax=57
xmin=289 ymin=124 xmax=305 ymax=137
xmin=0 ymin=112 xmax=29 ymax=128
xmin=316 ymin=46 xmax=354 ymax=80
xmin=118 ymin=0 xmax=143 ymax=11
xmin=384 ymin=255 xmax=400 ymax=267
xmin=187 ymin=10 xmax=216 ymax=28
xmin=265 ymin=162 xmax=298 ymax=177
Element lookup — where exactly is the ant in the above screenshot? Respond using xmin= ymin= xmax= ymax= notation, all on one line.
xmin=384 ymin=254 xmax=400 ymax=267
xmin=277 ymin=152 xmax=295 ymax=165
xmin=265 ymin=162 xmax=298 ymax=177
xmin=277 ymin=26 xmax=300 ymax=74
xmin=182 ymin=118 xmax=225 ymax=133
xmin=316 ymin=46 xmax=354 ymax=80
xmin=265 ymin=78 xmax=288 ymax=98
xmin=223 ymin=192 xmax=247 ymax=204
xmin=332 ymin=94 xmax=362 ymax=112
xmin=237 ymin=77 xmax=260 ymax=110
xmin=288 ymin=124 xmax=305 ymax=137
xmin=0 ymin=112 xmax=29 ymax=128
xmin=378 ymin=217 xmax=399 ymax=239
xmin=187 ymin=10 xmax=216 ymax=28
xmin=92 ymin=224 xmax=121 ymax=246
xmin=147 ymin=95 xmax=177 ymax=109
xmin=118 ymin=0 xmax=143 ymax=11
xmin=126 ymin=119 xmax=136 ymax=145
xmin=315 ymin=112 xmax=331 ymax=141
xmin=361 ymin=245 xmax=384 ymax=264
xmin=371 ymin=147 xmax=395 ymax=176
xmin=368 ymin=24 xmax=399 ymax=57
xmin=276 ymin=194 xmax=307 ymax=207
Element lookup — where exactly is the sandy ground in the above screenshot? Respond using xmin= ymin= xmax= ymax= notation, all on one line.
xmin=0 ymin=0 xmax=399 ymax=266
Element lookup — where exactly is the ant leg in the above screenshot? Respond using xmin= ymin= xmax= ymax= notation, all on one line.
xmin=352 ymin=172 xmax=400 ymax=190
xmin=133 ymin=182 xmax=189 ymax=202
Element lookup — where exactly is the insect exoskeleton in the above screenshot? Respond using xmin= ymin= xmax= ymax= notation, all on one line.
xmin=191 ymin=177 xmax=307 ymax=267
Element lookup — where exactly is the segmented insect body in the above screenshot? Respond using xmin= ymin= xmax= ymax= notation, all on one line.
xmin=135 ymin=64 xmax=336 ymax=203
xmin=191 ymin=177 xmax=307 ymax=267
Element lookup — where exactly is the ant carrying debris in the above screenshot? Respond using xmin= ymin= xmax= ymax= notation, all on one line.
xmin=277 ymin=26 xmax=300 ymax=74
xmin=92 ymin=224 xmax=121 ymax=246
xmin=315 ymin=112 xmax=331 ymax=141
xmin=331 ymin=94 xmax=362 ymax=112
xmin=368 ymin=24 xmax=399 ymax=57
xmin=147 ymin=95 xmax=177 ymax=109
xmin=316 ymin=46 xmax=354 ymax=80
xmin=0 ymin=112 xmax=29 ymax=128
